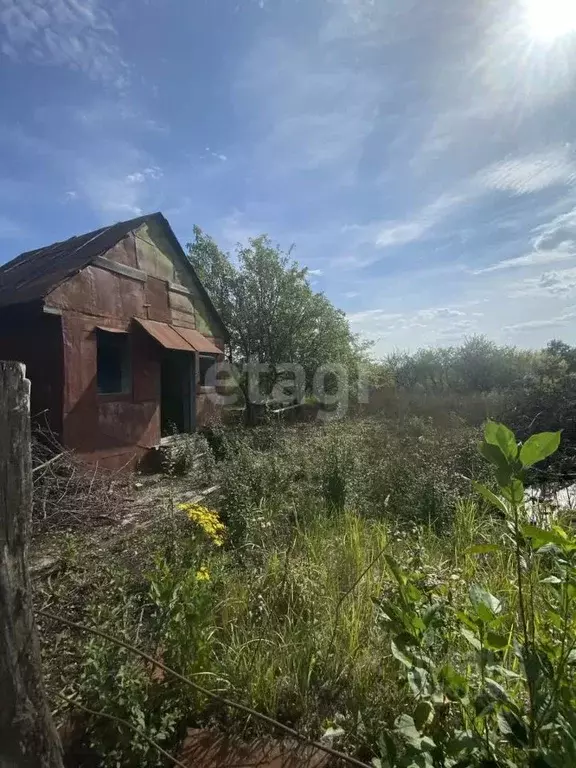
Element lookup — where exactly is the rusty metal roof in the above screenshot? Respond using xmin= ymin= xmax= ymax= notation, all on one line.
xmin=134 ymin=318 xmax=196 ymax=352
xmin=174 ymin=326 xmax=222 ymax=355
xmin=0 ymin=214 xmax=152 ymax=309
xmin=0 ymin=213 xmax=229 ymax=341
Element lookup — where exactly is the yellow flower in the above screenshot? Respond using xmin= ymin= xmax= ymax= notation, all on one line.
xmin=196 ymin=566 xmax=210 ymax=581
xmin=179 ymin=503 xmax=226 ymax=546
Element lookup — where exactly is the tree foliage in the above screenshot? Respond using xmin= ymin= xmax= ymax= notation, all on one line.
xmin=383 ymin=336 xmax=535 ymax=396
xmin=187 ymin=226 xmax=365 ymax=396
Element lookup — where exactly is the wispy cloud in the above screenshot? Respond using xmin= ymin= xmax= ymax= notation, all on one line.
xmin=375 ymin=191 xmax=466 ymax=248
xmin=510 ymin=266 xmax=576 ymax=298
xmin=0 ymin=0 xmax=127 ymax=85
xmin=348 ymin=304 xmax=478 ymax=340
xmin=125 ymin=166 xmax=162 ymax=184
xmin=477 ymin=147 xmax=576 ymax=195
xmin=204 ymin=147 xmax=228 ymax=162
xmin=236 ymin=4 xmax=384 ymax=184
xmin=505 ymin=310 xmax=576 ymax=333
xmin=474 ymin=246 xmax=575 ymax=274
xmin=76 ymin=157 xmax=163 ymax=218
xmin=533 ymin=205 xmax=576 ymax=250
xmin=308 ymin=268 xmax=323 ymax=276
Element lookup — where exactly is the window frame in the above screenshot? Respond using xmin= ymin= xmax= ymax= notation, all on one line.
xmin=96 ymin=329 xmax=133 ymax=397
xmin=198 ymin=353 xmax=218 ymax=390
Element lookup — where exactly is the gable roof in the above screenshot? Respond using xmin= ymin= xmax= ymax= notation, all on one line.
xmin=0 ymin=212 xmax=228 ymax=338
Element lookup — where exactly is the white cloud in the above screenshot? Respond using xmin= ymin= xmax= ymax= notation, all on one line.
xmin=125 ymin=167 xmax=162 ymax=184
xmin=477 ymin=148 xmax=576 ymax=195
xmin=475 ymin=246 xmax=575 ymax=274
xmin=348 ymin=304 xmax=476 ymax=341
xmin=308 ymin=268 xmax=323 ymax=276
xmin=362 ymin=148 xmax=576 ymax=258
xmin=375 ymin=191 xmax=466 ymax=248
xmin=417 ymin=307 xmax=465 ymax=320
xmin=76 ymin=157 xmax=163 ymax=218
xmin=0 ymin=0 xmax=127 ymax=85
xmin=532 ymin=205 xmax=576 ymax=251
xmin=505 ymin=311 xmax=576 ymax=333
xmin=510 ymin=266 xmax=576 ymax=298
xmin=348 ymin=309 xmax=403 ymax=325
xmin=204 ymin=147 xmax=228 ymax=162
xmin=344 ymin=291 xmax=359 ymax=298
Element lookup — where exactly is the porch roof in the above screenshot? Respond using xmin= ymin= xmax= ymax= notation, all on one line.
xmin=134 ymin=317 xmax=222 ymax=355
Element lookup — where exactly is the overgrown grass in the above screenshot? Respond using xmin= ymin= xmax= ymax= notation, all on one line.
xmin=35 ymin=416 xmax=573 ymax=766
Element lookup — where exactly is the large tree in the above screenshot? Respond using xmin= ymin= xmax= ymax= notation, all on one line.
xmin=187 ymin=226 xmax=365 ymax=410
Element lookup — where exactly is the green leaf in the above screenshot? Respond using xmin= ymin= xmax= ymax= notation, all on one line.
xmin=414 ymin=700 xmax=434 ymax=730
xmin=384 ymin=554 xmax=407 ymax=597
xmin=479 ymin=440 xmax=509 ymax=470
xmin=406 ymin=753 xmax=434 ymax=768
xmin=391 ymin=639 xmax=413 ymax=669
xmin=485 ymin=631 xmax=510 ymax=651
xmin=470 ymin=584 xmax=502 ymax=618
xmin=498 ymin=710 xmax=529 ymax=747
xmin=495 ymin=465 xmax=514 ymax=488
xmin=408 ymin=667 xmax=431 ymax=698
xmin=422 ymin=603 xmax=443 ymax=628
xmin=472 ymin=482 xmax=508 ymax=516
xmin=474 ymin=692 xmax=495 ymax=716
xmin=439 ymin=664 xmax=468 ymax=698
xmin=522 ymin=525 xmax=567 ymax=548
xmin=541 ymin=575 xmax=562 ymax=585
xmin=485 ymin=677 xmax=511 ymax=704
xmin=484 ymin=421 xmax=518 ymax=463
xmin=395 ymin=714 xmax=422 ymax=749
xmin=501 ymin=478 xmax=525 ymax=505
xmin=461 ymin=627 xmax=481 ymax=651
xmin=377 ymin=732 xmax=397 ymax=767
xmin=456 ymin=610 xmax=479 ymax=631
xmin=519 ymin=431 xmax=561 ymax=468
xmin=486 ymin=664 xmax=522 ymax=680
xmin=466 ymin=543 xmax=501 ymax=555
xmin=446 ymin=730 xmax=479 ymax=757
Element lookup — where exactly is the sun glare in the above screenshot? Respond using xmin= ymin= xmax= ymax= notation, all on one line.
xmin=524 ymin=0 xmax=576 ymax=42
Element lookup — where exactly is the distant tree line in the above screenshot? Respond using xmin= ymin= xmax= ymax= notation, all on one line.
xmin=379 ymin=336 xmax=576 ymax=482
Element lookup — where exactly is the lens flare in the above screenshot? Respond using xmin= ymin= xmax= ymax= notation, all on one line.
xmin=524 ymin=0 xmax=576 ymax=42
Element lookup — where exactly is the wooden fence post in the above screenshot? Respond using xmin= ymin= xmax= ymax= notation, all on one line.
xmin=0 ymin=362 xmax=64 ymax=768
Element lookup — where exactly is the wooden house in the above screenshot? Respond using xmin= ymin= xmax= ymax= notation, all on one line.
xmin=0 ymin=212 xmax=228 ymax=468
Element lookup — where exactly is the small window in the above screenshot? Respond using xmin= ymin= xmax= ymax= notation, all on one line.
xmin=199 ymin=354 xmax=218 ymax=387
xmin=97 ymin=330 xmax=131 ymax=395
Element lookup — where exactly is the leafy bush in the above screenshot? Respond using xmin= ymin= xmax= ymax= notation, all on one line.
xmin=375 ymin=422 xmax=576 ymax=767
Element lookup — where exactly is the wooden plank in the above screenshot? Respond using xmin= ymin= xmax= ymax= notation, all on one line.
xmin=0 ymin=361 xmax=64 ymax=767
xmin=93 ymin=255 xmax=147 ymax=282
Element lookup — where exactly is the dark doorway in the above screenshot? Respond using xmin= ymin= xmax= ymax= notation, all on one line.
xmin=160 ymin=351 xmax=195 ymax=436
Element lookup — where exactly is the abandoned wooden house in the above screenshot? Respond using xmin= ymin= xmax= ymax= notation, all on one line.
xmin=0 ymin=212 xmax=228 ymax=468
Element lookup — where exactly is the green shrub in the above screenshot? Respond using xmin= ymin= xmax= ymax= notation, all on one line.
xmin=375 ymin=422 xmax=576 ymax=767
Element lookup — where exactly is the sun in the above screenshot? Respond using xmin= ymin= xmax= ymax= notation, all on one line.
xmin=524 ymin=0 xmax=576 ymax=42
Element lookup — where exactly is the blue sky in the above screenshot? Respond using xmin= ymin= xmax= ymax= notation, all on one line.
xmin=1 ymin=0 xmax=576 ymax=355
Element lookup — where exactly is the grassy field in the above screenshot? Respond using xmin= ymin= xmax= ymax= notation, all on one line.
xmin=35 ymin=416 xmax=576 ymax=767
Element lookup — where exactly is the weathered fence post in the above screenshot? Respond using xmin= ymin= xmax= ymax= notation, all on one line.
xmin=0 ymin=362 xmax=63 ymax=768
